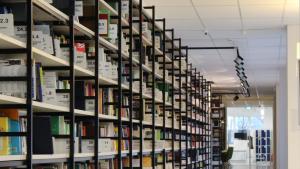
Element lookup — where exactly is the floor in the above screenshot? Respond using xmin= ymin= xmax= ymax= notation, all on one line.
xmin=231 ymin=164 xmax=272 ymax=169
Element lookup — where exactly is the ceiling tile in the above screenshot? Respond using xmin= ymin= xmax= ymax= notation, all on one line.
xmin=239 ymin=0 xmax=284 ymax=5
xmin=247 ymin=38 xmax=281 ymax=47
xmin=143 ymin=0 xmax=191 ymax=7
xmin=241 ymin=5 xmax=283 ymax=18
xmin=166 ymin=19 xmax=204 ymax=30
xmin=203 ymin=19 xmax=242 ymax=30
xmin=195 ymin=6 xmax=240 ymax=19
xmin=175 ymin=30 xmax=209 ymax=39
xmin=243 ymin=18 xmax=282 ymax=29
xmin=155 ymin=6 xmax=197 ymax=19
xmin=209 ymin=30 xmax=245 ymax=39
xmin=191 ymin=0 xmax=237 ymax=6
xmin=143 ymin=0 xmax=286 ymax=96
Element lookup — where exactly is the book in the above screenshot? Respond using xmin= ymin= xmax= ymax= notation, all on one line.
xmin=75 ymin=81 xmax=85 ymax=110
xmin=0 ymin=117 xmax=9 ymax=155
xmin=51 ymin=116 xmax=65 ymax=135
xmin=43 ymin=71 xmax=57 ymax=104
xmin=35 ymin=62 xmax=43 ymax=102
xmin=9 ymin=119 xmax=21 ymax=155
xmin=33 ymin=116 xmax=53 ymax=154
xmin=75 ymin=43 xmax=87 ymax=68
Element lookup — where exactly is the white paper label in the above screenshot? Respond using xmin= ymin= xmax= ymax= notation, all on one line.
xmin=14 ymin=25 xmax=27 ymax=42
xmin=0 ymin=14 xmax=14 ymax=36
xmin=108 ymin=24 xmax=118 ymax=40
xmin=99 ymin=20 xmax=108 ymax=35
xmin=75 ymin=1 xmax=83 ymax=17
xmin=32 ymin=31 xmax=44 ymax=49
xmin=121 ymin=1 xmax=129 ymax=16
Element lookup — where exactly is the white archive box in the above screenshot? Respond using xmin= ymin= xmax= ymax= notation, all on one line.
xmin=81 ymin=139 xmax=114 ymax=153
xmin=53 ymin=137 xmax=79 ymax=154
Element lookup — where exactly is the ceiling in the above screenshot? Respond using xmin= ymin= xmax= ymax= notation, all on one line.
xmin=143 ymin=0 xmax=299 ymax=99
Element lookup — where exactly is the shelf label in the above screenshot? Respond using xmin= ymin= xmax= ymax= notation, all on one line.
xmin=75 ymin=1 xmax=83 ymax=17
xmin=99 ymin=19 xmax=108 ymax=35
xmin=14 ymin=25 xmax=27 ymax=42
xmin=0 ymin=14 xmax=14 ymax=36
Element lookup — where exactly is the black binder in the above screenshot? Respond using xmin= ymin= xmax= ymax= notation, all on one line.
xmin=33 ymin=116 xmax=53 ymax=154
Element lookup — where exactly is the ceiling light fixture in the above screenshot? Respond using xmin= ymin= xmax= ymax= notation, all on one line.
xmin=233 ymin=95 xmax=239 ymax=101
xmin=234 ymin=48 xmax=250 ymax=97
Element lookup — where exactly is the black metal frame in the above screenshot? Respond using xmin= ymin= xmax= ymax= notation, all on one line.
xmin=26 ymin=0 xmax=33 ymax=168
xmin=117 ymin=0 xmax=123 ymax=167
xmin=138 ymin=0 xmax=144 ymax=168
xmin=94 ymin=0 xmax=100 ymax=168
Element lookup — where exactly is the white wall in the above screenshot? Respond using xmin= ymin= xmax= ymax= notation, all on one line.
xmin=276 ymin=25 xmax=300 ymax=169
xmin=276 ymin=67 xmax=288 ymax=169
xmin=286 ymin=25 xmax=300 ymax=169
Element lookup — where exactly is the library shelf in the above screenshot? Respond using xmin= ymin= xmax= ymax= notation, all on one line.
xmin=0 ymin=0 xmax=213 ymax=168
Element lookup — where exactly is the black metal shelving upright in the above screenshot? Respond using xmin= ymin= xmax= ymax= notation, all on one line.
xmin=138 ymin=0 xmax=144 ymax=168
xmin=162 ymin=18 xmax=166 ymax=169
xmin=68 ymin=0 xmax=76 ymax=167
xmin=94 ymin=0 xmax=100 ymax=168
xmin=117 ymin=0 xmax=123 ymax=167
xmin=26 ymin=0 xmax=33 ymax=168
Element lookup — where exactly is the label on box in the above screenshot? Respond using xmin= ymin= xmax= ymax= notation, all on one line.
xmin=14 ymin=25 xmax=27 ymax=42
xmin=56 ymin=93 xmax=70 ymax=107
xmin=121 ymin=1 xmax=129 ymax=16
xmin=142 ymin=22 xmax=148 ymax=32
xmin=111 ymin=65 xmax=118 ymax=79
xmin=108 ymin=24 xmax=118 ymax=41
xmin=32 ymin=31 xmax=44 ymax=50
xmin=99 ymin=19 xmax=108 ymax=35
xmin=75 ymin=1 xmax=83 ymax=17
xmin=0 ymin=14 xmax=14 ymax=36
xmin=85 ymin=99 xmax=95 ymax=112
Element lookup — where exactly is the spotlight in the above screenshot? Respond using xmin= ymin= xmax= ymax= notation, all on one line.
xmin=235 ymin=65 xmax=244 ymax=70
xmin=233 ymin=95 xmax=239 ymax=101
xmin=234 ymin=57 xmax=244 ymax=65
xmin=237 ymin=73 xmax=247 ymax=80
xmin=234 ymin=59 xmax=244 ymax=65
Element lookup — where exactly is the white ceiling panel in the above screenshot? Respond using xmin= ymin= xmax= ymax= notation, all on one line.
xmin=143 ymin=0 xmax=191 ymax=7
xmin=182 ymin=39 xmax=215 ymax=47
xmin=208 ymin=30 xmax=245 ymax=39
xmin=154 ymin=6 xmax=197 ymax=19
xmin=241 ymin=5 xmax=283 ymax=19
xmin=243 ymin=18 xmax=282 ymax=29
xmin=166 ymin=19 xmax=204 ymax=30
xmin=203 ymin=19 xmax=242 ymax=30
xmin=175 ymin=30 xmax=210 ymax=39
xmin=247 ymin=38 xmax=281 ymax=47
xmin=195 ymin=6 xmax=240 ymax=19
xmin=244 ymin=29 xmax=283 ymax=38
xmin=239 ymin=0 xmax=285 ymax=5
xmin=191 ymin=0 xmax=237 ymax=6
xmin=143 ymin=0 xmax=294 ymax=97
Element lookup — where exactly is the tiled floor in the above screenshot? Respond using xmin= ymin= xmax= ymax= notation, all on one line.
xmin=231 ymin=164 xmax=272 ymax=169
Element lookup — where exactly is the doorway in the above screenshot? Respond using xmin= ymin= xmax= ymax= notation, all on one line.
xmin=226 ymin=107 xmax=273 ymax=169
